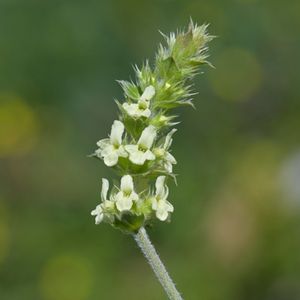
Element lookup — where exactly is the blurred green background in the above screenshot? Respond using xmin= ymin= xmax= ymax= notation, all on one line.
xmin=1 ymin=0 xmax=300 ymax=299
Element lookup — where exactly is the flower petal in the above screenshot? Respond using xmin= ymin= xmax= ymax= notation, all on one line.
xmin=125 ymin=145 xmax=147 ymax=165
xmin=91 ymin=204 xmax=102 ymax=216
xmin=101 ymin=178 xmax=109 ymax=201
xmin=156 ymin=200 xmax=173 ymax=221
xmin=100 ymin=144 xmax=115 ymax=157
xmin=164 ymin=161 xmax=173 ymax=173
xmin=103 ymin=152 xmax=119 ymax=167
xmin=138 ymin=125 xmax=157 ymax=149
xmin=144 ymin=150 xmax=155 ymax=161
xmin=95 ymin=213 xmax=104 ymax=224
xmin=130 ymin=150 xmax=147 ymax=165
xmin=95 ymin=148 xmax=102 ymax=158
xmin=96 ymin=138 xmax=110 ymax=149
xmin=123 ymin=103 xmax=139 ymax=116
xmin=163 ymin=185 xmax=170 ymax=201
xmin=91 ymin=205 xmax=104 ymax=224
xmin=110 ymin=120 xmax=124 ymax=146
xmin=120 ymin=175 xmax=134 ymax=193
xmin=156 ymin=207 xmax=168 ymax=221
xmin=125 ymin=144 xmax=139 ymax=154
xmin=140 ymin=85 xmax=155 ymax=101
xmin=141 ymin=108 xmax=151 ymax=118
xmin=166 ymin=200 xmax=174 ymax=212
xmin=117 ymin=146 xmax=128 ymax=158
xmin=155 ymin=176 xmax=166 ymax=198
xmin=165 ymin=152 xmax=177 ymax=164
xmin=130 ymin=191 xmax=139 ymax=202
xmin=115 ymin=193 xmax=133 ymax=211
xmin=151 ymin=197 xmax=158 ymax=210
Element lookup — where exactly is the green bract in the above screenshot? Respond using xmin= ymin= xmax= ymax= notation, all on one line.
xmin=91 ymin=20 xmax=213 ymax=233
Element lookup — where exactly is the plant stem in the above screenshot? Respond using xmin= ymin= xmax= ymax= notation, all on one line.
xmin=133 ymin=227 xmax=183 ymax=300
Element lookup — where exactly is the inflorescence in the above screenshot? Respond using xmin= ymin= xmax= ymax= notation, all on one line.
xmin=91 ymin=20 xmax=213 ymax=233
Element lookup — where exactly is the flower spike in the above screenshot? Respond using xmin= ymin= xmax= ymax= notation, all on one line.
xmin=91 ymin=20 xmax=213 ymax=231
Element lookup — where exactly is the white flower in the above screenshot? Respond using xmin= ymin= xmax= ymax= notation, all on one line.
xmin=153 ymin=129 xmax=177 ymax=173
xmin=115 ymin=175 xmax=139 ymax=211
xmin=151 ymin=176 xmax=174 ymax=221
xmin=125 ymin=125 xmax=157 ymax=165
xmin=91 ymin=205 xmax=103 ymax=224
xmin=122 ymin=85 xmax=155 ymax=118
xmin=91 ymin=178 xmax=115 ymax=224
xmin=95 ymin=120 xmax=128 ymax=167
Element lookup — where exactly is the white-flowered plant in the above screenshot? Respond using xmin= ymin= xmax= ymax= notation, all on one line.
xmin=90 ymin=20 xmax=213 ymax=233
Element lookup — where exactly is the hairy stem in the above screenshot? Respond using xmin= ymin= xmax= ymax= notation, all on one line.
xmin=133 ymin=227 xmax=183 ymax=300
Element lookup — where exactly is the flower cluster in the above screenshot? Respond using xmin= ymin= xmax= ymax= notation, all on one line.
xmin=91 ymin=175 xmax=173 ymax=225
xmin=91 ymin=20 xmax=213 ymax=233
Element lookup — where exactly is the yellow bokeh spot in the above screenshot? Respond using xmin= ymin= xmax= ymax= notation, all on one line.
xmin=40 ymin=254 xmax=93 ymax=300
xmin=209 ymin=48 xmax=263 ymax=102
xmin=0 ymin=200 xmax=10 ymax=265
xmin=205 ymin=141 xmax=281 ymax=266
xmin=0 ymin=94 xmax=39 ymax=157
xmin=229 ymin=140 xmax=281 ymax=200
xmin=205 ymin=195 xmax=256 ymax=265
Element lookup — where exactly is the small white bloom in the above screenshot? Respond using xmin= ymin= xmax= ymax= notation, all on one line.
xmin=151 ymin=176 xmax=174 ymax=221
xmin=153 ymin=129 xmax=177 ymax=173
xmin=115 ymin=175 xmax=139 ymax=212
xmin=91 ymin=178 xmax=115 ymax=224
xmin=122 ymin=102 xmax=151 ymax=118
xmin=95 ymin=120 xmax=128 ymax=167
xmin=122 ymin=85 xmax=155 ymax=118
xmin=125 ymin=125 xmax=157 ymax=165
xmin=91 ymin=204 xmax=103 ymax=224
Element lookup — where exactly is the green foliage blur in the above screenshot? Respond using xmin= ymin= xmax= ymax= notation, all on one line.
xmin=1 ymin=0 xmax=300 ymax=299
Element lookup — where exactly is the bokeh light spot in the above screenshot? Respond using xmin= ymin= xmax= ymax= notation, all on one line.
xmin=0 ymin=200 xmax=10 ymax=265
xmin=205 ymin=196 xmax=256 ymax=265
xmin=0 ymin=94 xmax=39 ymax=157
xmin=40 ymin=254 xmax=93 ymax=300
xmin=229 ymin=141 xmax=281 ymax=200
xmin=209 ymin=48 xmax=263 ymax=102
